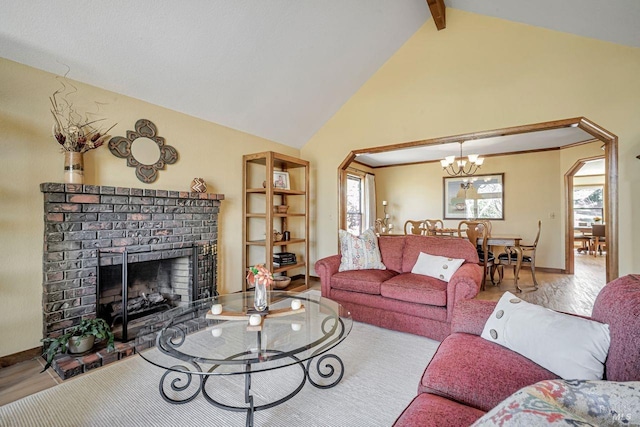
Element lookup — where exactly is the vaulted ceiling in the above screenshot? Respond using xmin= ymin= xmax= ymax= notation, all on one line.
xmin=1 ymin=1 xmax=638 ymax=149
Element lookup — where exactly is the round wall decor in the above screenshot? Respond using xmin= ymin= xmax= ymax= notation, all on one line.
xmin=108 ymin=119 xmax=178 ymax=183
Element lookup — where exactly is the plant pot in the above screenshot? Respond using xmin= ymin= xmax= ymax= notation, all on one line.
xmin=68 ymin=335 xmax=95 ymax=354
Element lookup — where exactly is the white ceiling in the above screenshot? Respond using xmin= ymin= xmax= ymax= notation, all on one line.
xmin=354 ymin=126 xmax=597 ymax=167
xmin=1 ymin=1 xmax=638 ymax=149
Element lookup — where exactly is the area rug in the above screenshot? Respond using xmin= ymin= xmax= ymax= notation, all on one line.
xmin=0 ymin=321 xmax=438 ymax=427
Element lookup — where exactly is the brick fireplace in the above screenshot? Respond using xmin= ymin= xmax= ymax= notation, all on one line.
xmin=41 ymin=183 xmax=224 ymax=378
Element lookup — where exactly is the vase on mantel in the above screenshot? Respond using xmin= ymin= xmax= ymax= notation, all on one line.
xmin=253 ymin=279 xmax=269 ymax=312
xmin=64 ymin=151 xmax=84 ymax=184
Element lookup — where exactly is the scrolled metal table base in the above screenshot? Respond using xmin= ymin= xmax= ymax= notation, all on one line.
xmin=157 ymin=351 xmax=344 ymax=427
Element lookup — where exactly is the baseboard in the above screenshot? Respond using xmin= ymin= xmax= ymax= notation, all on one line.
xmin=0 ymin=347 xmax=42 ymax=369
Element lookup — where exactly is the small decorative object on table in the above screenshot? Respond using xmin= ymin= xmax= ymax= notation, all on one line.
xmin=191 ymin=177 xmax=207 ymax=192
xmin=247 ymin=264 xmax=273 ymax=312
xmin=273 ymin=229 xmax=283 ymax=242
xmin=593 ymin=216 xmax=602 ymax=223
xmin=50 ymin=84 xmax=114 ymax=184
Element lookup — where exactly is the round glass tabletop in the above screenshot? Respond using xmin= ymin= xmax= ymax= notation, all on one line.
xmin=135 ymin=291 xmax=352 ymax=376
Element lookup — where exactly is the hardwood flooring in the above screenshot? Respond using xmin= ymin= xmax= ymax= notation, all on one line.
xmin=0 ymin=254 xmax=606 ymax=407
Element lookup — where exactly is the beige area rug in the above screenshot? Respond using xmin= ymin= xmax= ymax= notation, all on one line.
xmin=0 ymin=322 xmax=439 ymax=427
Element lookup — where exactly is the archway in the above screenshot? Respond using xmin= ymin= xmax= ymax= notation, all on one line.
xmin=338 ymin=117 xmax=618 ymax=282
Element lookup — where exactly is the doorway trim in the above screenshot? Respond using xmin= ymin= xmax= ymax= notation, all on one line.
xmin=338 ymin=117 xmax=619 ymax=282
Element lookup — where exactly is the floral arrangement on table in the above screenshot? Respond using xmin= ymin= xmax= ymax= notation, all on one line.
xmin=247 ymin=264 xmax=274 ymax=287
xmin=50 ymin=81 xmax=115 ymax=153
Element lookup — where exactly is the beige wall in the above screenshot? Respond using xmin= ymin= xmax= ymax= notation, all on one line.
xmin=0 ymin=58 xmax=299 ymax=357
xmin=374 ymin=143 xmax=603 ymax=270
xmin=302 ymin=9 xmax=640 ymax=277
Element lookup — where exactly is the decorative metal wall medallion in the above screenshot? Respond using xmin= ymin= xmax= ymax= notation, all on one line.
xmin=108 ymin=119 xmax=178 ymax=183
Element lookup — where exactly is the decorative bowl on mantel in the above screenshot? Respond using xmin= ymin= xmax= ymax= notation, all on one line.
xmin=273 ymin=276 xmax=292 ymax=289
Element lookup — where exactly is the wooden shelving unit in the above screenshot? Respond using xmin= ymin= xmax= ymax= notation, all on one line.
xmin=242 ymin=152 xmax=309 ymax=292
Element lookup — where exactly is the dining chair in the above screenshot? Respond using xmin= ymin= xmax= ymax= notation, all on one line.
xmin=404 ymin=220 xmax=425 ymax=235
xmin=457 ymin=220 xmax=495 ymax=291
xmin=496 ymin=220 xmax=541 ymax=289
xmin=423 ymin=219 xmax=444 ymax=235
xmin=591 ymin=224 xmax=606 ymax=257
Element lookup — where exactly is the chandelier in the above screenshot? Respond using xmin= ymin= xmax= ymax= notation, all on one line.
xmin=440 ymin=142 xmax=484 ymax=177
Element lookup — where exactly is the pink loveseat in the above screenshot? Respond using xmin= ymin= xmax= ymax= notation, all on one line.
xmin=393 ymin=274 xmax=640 ymax=426
xmin=315 ymin=235 xmax=483 ymax=341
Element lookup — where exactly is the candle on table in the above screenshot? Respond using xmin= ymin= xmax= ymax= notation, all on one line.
xmin=249 ymin=314 xmax=262 ymax=326
xmin=291 ymin=299 xmax=302 ymax=310
xmin=211 ymin=304 xmax=223 ymax=315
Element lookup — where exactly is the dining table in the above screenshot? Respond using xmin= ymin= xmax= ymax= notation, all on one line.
xmin=478 ymin=234 xmax=524 ymax=292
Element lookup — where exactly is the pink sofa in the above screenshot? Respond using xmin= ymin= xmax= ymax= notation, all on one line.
xmin=393 ymin=274 xmax=640 ymax=426
xmin=315 ymin=235 xmax=483 ymax=341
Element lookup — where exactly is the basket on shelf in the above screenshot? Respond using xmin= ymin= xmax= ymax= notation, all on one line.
xmin=273 ymin=276 xmax=292 ymax=289
xmin=274 ymin=205 xmax=289 ymax=214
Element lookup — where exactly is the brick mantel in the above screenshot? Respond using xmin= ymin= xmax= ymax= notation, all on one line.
xmin=40 ymin=182 xmax=224 ymax=378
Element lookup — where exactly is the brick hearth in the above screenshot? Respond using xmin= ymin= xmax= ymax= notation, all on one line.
xmin=40 ymin=182 xmax=224 ymax=379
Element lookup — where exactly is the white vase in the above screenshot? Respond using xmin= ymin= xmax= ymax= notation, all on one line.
xmin=64 ymin=151 xmax=84 ymax=184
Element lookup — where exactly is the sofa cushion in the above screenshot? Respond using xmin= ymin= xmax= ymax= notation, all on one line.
xmin=402 ymin=235 xmax=479 ymax=273
xmin=331 ymin=269 xmax=397 ymax=295
xmin=381 ymin=273 xmax=448 ymax=306
xmin=481 ymin=291 xmax=610 ymax=380
xmin=393 ymin=393 xmax=485 ymax=427
xmin=472 ymin=379 xmax=640 ymax=426
xmin=338 ymin=228 xmax=386 ymax=272
xmin=411 ymin=252 xmax=465 ymax=282
xmin=378 ymin=236 xmax=405 ymax=272
xmin=420 ymin=333 xmax=559 ymax=412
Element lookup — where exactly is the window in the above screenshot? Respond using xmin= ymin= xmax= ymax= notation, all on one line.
xmin=574 ymin=185 xmax=604 ymax=227
xmin=346 ymin=174 xmax=363 ymax=235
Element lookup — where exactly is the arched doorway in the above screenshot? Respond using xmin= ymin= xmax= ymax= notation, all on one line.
xmin=338 ymin=117 xmax=618 ymax=282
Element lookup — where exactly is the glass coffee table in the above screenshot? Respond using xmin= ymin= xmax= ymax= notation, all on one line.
xmin=135 ymin=291 xmax=352 ymax=426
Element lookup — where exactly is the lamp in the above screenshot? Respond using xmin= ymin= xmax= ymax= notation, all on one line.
xmin=441 ymin=142 xmax=484 ymax=176
xmin=375 ymin=200 xmax=394 ymax=234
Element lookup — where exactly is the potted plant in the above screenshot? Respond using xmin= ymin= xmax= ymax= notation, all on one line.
xmin=41 ymin=318 xmax=115 ymax=372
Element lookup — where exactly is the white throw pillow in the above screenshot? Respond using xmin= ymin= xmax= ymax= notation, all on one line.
xmin=338 ymin=228 xmax=386 ymax=272
xmin=411 ymin=252 xmax=465 ymax=282
xmin=481 ymin=292 xmax=610 ymax=380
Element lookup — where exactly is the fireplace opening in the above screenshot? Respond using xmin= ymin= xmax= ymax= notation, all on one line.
xmin=98 ymin=257 xmax=188 ymax=340
xmin=98 ymin=255 xmax=192 ymax=341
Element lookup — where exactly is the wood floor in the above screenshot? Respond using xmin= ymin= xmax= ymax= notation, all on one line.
xmin=0 ymin=254 xmax=606 ymax=407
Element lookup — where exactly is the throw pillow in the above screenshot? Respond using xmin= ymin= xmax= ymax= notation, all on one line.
xmin=481 ymin=292 xmax=610 ymax=380
xmin=338 ymin=228 xmax=386 ymax=272
xmin=411 ymin=252 xmax=465 ymax=282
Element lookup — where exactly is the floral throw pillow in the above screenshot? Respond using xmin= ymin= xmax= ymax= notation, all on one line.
xmin=338 ymin=229 xmax=386 ymax=272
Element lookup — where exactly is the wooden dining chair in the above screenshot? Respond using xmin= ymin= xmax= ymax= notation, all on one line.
xmin=404 ymin=220 xmax=425 ymax=235
xmin=592 ymin=224 xmax=606 ymax=257
xmin=457 ymin=220 xmax=495 ymax=291
xmin=496 ymin=220 xmax=541 ymax=289
xmin=424 ymin=219 xmax=444 ymax=235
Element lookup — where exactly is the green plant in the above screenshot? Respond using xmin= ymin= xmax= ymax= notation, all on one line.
xmin=41 ymin=318 xmax=115 ymax=372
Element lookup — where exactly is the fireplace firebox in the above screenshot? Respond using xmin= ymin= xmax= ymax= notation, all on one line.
xmin=98 ymin=245 xmax=216 ymax=341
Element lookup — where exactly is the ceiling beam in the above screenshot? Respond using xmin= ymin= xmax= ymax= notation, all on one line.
xmin=426 ymin=0 xmax=446 ymax=30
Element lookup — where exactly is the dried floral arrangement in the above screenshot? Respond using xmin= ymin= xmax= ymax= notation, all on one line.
xmin=50 ymin=79 xmax=115 ymax=153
